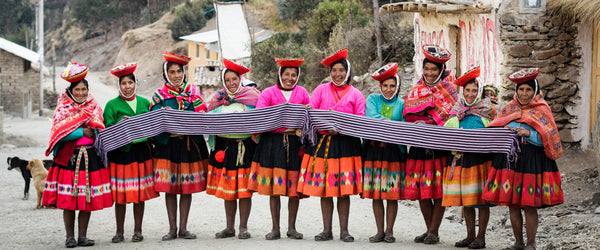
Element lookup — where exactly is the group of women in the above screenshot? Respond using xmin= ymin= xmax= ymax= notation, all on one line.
xmin=41 ymin=45 xmax=564 ymax=250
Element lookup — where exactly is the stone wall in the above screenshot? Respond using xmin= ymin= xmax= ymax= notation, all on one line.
xmin=498 ymin=0 xmax=585 ymax=147
xmin=0 ymin=50 xmax=40 ymax=117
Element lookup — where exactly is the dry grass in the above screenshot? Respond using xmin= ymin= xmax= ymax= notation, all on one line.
xmin=547 ymin=0 xmax=600 ymax=24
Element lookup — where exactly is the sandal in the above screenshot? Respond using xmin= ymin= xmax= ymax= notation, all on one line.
xmin=111 ymin=234 xmax=124 ymax=243
xmin=369 ymin=233 xmax=385 ymax=243
xmin=179 ymin=231 xmax=197 ymax=239
xmin=265 ymin=231 xmax=281 ymax=240
xmin=286 ymin=230 xmax=303 ymax=239
xmin=455 ymin=238 xmax=474 ymax=248
xmin=65 ymin=238 xmax=77 ymax=248
xmin=314 ymin=232 xmax=333 ymax=241
xmin=502 ymin=245 xmax=525 ymax=250
xmin=77 ymin=238 xmax=95 ymax=247
xmin=161 ymin=232 xmax=177 ymax=241
xmin=468 ymin=240 xmax=486 ymax=249
xmin=132 ymin=233 xmax=144 ymax=242
xmin=341 ymin=233 xmax=354 ymax=242
xmin=414 ymin=232 xmax=428 ymax=243
xmin=384 ymin=234 xmax=396 ymax=243
xmin=215 ymin=229 xmax=235 ymax=239
xmin=238 ymin=230 xmax=251 ymax=239
xmin=423 ymin=234 xmax=440 ymax=245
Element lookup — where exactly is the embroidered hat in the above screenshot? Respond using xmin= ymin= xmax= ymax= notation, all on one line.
xmin=455 ymin=66 xmax=480 ymax=87
xmin=223 ymin=58 xmax=250 ymax=75
xmin=275 ymin=58 xmax=304 ymax=68
xmin=508 ymin=68 xmax=540 ymax=84
xmin=110 ymin=62 xmax=137 ymax=78
xmin=422 ymin=45 xmax=451 ymax=64
xmin=163 ymin=51 xmax=191 ymax=66
xmin=321 ymin=48 xmax=348 ymax=67
xmin=61 ymin=62 xmax=89 ymax=83
xmin=371 ymin=63 xmax=398 ymax=82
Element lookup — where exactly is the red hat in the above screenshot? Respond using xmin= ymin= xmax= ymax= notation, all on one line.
xmin=371 ymin=63 xmax=398 ymax=82
xmin=223 ymin=58 xmax=250 ymax=75
xmin=163 ymin=51 xmax=191 ymax=66
xmin=508 ymin=68 xmax=540 ymax=84
xmin=422 ymin=45 xmax=451 ymax=64
xmin=455 ymin=66 xmax=480 ymax=87
xmin=60 ymin=62 xmax=89 ymax=83
xmin=321 ymin=48 xmax=348 ymax=67
xmin=110 ymin=62 xmax=137 ymax=78
xmin=275 ymin=58 xmax=304 ymax=68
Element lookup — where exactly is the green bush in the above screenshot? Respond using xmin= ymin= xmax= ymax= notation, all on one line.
xmin=168 ymin=0 xmax=212 ymax=40
xmin=250 ymin=32 xmax=307 ymax=89
xmin=306 ymin=0 xmax=370 ymax=47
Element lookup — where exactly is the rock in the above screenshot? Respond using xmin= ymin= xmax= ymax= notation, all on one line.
xmin=595 ymin=207 xmax=600 ymax=214
xmin=552 ymin=54 xmax=571 ymax=64
xmin=534 ymin=26 xmax=550 ymax=33
xmin=540 ymin=65 xmax=557 ymax=73
xmin=537 ymin=73 xmax=557 ymax=88
xmin=550 ymin=15 xmax=563 ymax=26
xmin=560 ymin=128 xmax=579 ymax=142
xmin=553 ymin=112 xmax=571 ymax=123
xmin=592 ymin=193 xmax=600 ymax=204
xmin=532 ymin=48 xmax=562 ymax=60
xmin=551 ymin=103 xmax=564 ymax=112
xmin=555 ymin=211 xmax=572 ymax=217
xmin=544 ymin=21 xmax=553 ymax=28
xmin=546 ymin=83 xmax=577 ymax=99
xmin=500 ymin=13 xmax=531 ymax=26
xmin=556 ymin=68 xmax=578 ymax=81
xmin=548 ymin=29 xmax=561 ymax=37
xmin=502 ymin=32 xmax=548 ymax=41
xmin=509 ymin=44 xmax=533 ymax=58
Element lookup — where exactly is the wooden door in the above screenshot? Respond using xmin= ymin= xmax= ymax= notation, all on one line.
xmin=591 ymin=24 xmax=600 ymax=131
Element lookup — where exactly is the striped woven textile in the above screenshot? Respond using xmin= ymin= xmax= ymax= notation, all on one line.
xmin=95 ymin=104 xmax=518 ymax=166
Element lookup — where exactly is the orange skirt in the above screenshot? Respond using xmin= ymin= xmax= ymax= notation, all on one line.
xmin=153 ymin=136 xmax=209 ymax=194
xmin=206 ymin=137 xmax=256 ymax=200
xmin=108 ymin=142 xmax=159 ymax=204
xmin=297 ymin=134 xmax=363 ymax=197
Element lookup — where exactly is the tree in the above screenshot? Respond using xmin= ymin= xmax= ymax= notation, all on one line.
xmin=306 ymin=0 xmax=370 ymax=47
xmin=250 ymin=32 xmax=306 ymax=89
xmin=167 ymin=0 xmax=212 ymax=40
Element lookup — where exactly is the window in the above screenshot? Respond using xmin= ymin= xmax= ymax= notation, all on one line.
xmin=519 ymin=0 xmax=545 ymax=13
xmin=195 ymin=44 xmax=201 ymax=59
xmin=206 ymin=49 xmax=211 ymax=60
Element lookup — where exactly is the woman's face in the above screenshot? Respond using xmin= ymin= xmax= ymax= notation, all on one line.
xmin=381 ymin=78 xmax=397 ymax=99
xmin=484 ymin=89 xmax=495 ymax=98
xmin=423 ymin=62 xmax=441 ymax=84
xmin=119 ymin=76 xmax=135 ymax=97
xmin=463 ymin=82 xmax=479 ymax=104
xmin=224 ymin=71 xmax=241 ymax=94
xmin=72 ymin=82 xmax=88 ymax=103
xmin=167 ymin=64 xmax=184 ymax=86
xmin=280 ymin=68 xmax=298 ymax=90
xmin=331 ymin=63 xmax=347 ymax=85
xmin=517 ymin=84 xmax=535 ymax=105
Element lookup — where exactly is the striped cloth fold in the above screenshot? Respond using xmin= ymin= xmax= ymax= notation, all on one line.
xmin=95 ymin=104 xmax=519 ymax=166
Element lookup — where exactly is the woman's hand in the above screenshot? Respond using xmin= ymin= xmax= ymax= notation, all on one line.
xmin=82 ymin=128 xmax=95 ymax=138
xmin=513 ymin=126 xmax=531 ymax=137
xmin=251 ymin=134 xmax=258 ymax=144
xmin=414 ymin=120 xmax=426 ymax=125
xmin=121 ymin=115 xmax=130 ymax=120
xmin=305 ymin=104 xmax=311 ymax=110
xmin=161 ymin=106 xmax=172 ymax=110
xmin=327 ymin=129 xmax=339 ymax=135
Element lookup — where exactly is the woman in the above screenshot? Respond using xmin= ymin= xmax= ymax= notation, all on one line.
xmin=248 ymin=58 xmax=310 ymax=240
xmin=482 ymin=68 xmax=564 ymax=250
xmin=150 ymin=52 xmax=209 ymax=241
xmin=441 ymin=66 xmax=497 ymax=249
xmin=104 ymin=63 xmax=159 ymax=243
xmin=483 ymin=84 xmax=499 ymax=104
xmin=297 ymin=48 xmax=365 ymax=242
xmin=403 ymin=45 xmax=457 ymax=245
xmin=206 ymin=58 xmax=261 ymax=240
xmin=362 ymin=63 xmax=406 ymax=243
xmin=42 ymin=62 xmax=112 ymax=248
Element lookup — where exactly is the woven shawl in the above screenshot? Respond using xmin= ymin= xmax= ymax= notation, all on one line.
xmin=450 ymin=97 xmax=497 ymax=121
xmin=150 ymin=81 xmax=206 ymax=112
xmin=404 ymin=76 xmax=458 ymax=125
xmin=488 ymin=93 xmax=563 ymax=160
xmin=207 ymin=86 xmax=260 ymax=111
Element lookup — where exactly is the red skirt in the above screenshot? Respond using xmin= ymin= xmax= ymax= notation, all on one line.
xmin=402 ymin=147 xmax=447 ymax=200
xmin=361 ymin=140 xmax=407 ymax=200
xmin=297 ymin=134 xmax=363 ymax=197
xmin=153 ymin=136 xmax=209 ymax=194
xmin=482 ymin=144 xmax=564 ymax=208
xmin=108 ymin=142 xmax=159 ymax=204
xmin=42 ymin=146 xmax=113 ymax=212
xmin=248 ymin=132 xmax=304 ymax=198
xmin=206 ymin=136 xmax=256 ymax=200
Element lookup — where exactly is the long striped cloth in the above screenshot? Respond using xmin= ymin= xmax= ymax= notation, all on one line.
xmin=95 ymin=104 xmax=519 ymax=166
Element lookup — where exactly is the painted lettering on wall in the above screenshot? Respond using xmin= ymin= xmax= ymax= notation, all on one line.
xmin=459 ymin=17 xmax=499 ymax=84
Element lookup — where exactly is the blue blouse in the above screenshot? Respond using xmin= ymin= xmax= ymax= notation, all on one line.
xmin=365 ymin=94 xmax=406 ymax=153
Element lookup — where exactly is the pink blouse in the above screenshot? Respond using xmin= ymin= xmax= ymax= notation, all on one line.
xmin=310 ymin=82 xmax=365 ymax=116
xmin=256 ymin=85 xmax=310 ymax=132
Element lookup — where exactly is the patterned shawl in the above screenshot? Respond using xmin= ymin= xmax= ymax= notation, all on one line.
xmin=488 ymin=93 xmax=563 ymax=160
xmin=449 ymin=97 xmax=497 ymax=121
xmin=150 ymin=81 xmax=207 ymax=112
xmin=45 ymin=90 xmax=105 ymax=156
xmin=207 ymin=86 xmax=260 ymax=111
xmin=403 ymin=74 xmax=458 ymax=125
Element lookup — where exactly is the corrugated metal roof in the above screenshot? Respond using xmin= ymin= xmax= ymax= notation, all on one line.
xmin=0 ymin=37 xmax=40 ymax=62
xmin=251 ymin=28 xmax=275 ymax=43
xmin=193 ymin=65 xmax=221 ymax=86
xmin=179 ymin=30 xmax=219 ymax=44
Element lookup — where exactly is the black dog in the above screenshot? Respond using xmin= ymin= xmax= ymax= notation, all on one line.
xmin=7 ymin=157 xmax=52 ymax=200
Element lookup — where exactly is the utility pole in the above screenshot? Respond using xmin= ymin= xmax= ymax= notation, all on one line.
xmin=373 ymin=0 xmax=382 ymax=67
xmin=52 ymin=40 xmax=55 ymax=92
xmin=38 ymin=0 xmax=44 ymax=116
